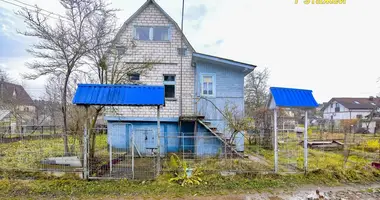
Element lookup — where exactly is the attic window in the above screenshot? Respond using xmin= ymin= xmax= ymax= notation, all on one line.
xmin=354 ymin=101 xmax=360 ymax=104
xmin=371 ymin=102 xmax=376 ymax=106
xmin=134 ymin=26 xmax=170 ymax=41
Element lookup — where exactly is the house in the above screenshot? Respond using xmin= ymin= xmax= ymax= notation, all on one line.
xmin=321 ymin=97 xmax=380 ymax=120
xmin=0 ymin=79 xmax=35 ymax=133
xmin=321 ymin=97 xmax=380 ymax=133
xmin=103 ymin=0 xmax=255 ymax=157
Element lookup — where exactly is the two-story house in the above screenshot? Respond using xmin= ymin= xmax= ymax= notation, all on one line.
xmin=321 ymin=97 xmax=380 ymax=132
xmin=0 ymin=79 xmax=35 ymax=133
xmin=104 ymin=0 xmax=255 ymax=157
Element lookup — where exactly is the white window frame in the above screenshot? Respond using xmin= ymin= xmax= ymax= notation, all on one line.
xmin=134 ymin=26 xmax=171 ymax=41
xmin=200 ymin=73 xmax=216 ymax=97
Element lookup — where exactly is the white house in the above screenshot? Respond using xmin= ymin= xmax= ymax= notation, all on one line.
xmin=321 ymin=97 xmax=380 ymax=133
xmin=321 ymin=97 xmax=380 ymax=120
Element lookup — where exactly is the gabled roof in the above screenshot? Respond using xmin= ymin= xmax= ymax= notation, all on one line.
xmin=268 ymin=87 xmax=318 ymax=109
xmin=72 ymin=84 xmax=165 ymax=106
xmin=0 ymin=81 xmax=34 ymax=106
xmin=114 ymin=0 xmax=194 ymax=51
xmin=322 ymin=97 xmax=380 ymax=111
xmin=192 ymin=52 xmax=256 ymax=74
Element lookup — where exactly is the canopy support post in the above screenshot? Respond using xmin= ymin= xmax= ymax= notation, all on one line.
xmin=274 ymin=108 xmax=278 ymax=173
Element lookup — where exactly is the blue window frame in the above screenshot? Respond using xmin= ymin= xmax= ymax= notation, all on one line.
xmin=200 ymin=73 xmax=216 ymax=97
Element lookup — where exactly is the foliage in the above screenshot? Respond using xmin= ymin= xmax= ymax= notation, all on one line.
xmin=341 ymin=119 xmax=358 ymax=132
xmin=167 ymin=154 xmax=203 ymax=186
xmin=354 ymin=139 xmax=380 ymax=152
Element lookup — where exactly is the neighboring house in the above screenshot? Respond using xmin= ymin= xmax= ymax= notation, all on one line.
xmin=321 ymin=97 xmax=380 ymax=120
xmin=321 ymin=97 xmax=380 ymax=133
xmin=0 ymin=80 xmax=35 ymax=133
xmin=104 ymin=0 xmax=255 ymax=156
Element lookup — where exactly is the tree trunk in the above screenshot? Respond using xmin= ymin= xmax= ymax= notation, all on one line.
xmin=62 ymin=76 xmax=70 ymax=155
xmin=89 ymin=107 xmax=102 ymax=160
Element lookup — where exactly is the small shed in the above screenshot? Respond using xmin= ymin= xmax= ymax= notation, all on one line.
xmin=268 ymin=87 xmax=318 ymax=173
xmin=72 ymin=84 xmax=165 ymax=179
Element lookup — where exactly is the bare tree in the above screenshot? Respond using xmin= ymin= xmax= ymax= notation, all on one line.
xmin=17 ymin=0 xmax=116 ymax=155
xmin=245 ymin=68 xmax=270 ymax=118
xmin=0 ymin=69 xmax=11 ymax=82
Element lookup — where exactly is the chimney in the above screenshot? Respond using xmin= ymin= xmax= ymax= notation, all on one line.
xmin=369 ymin=96 xmax=374 ymax=101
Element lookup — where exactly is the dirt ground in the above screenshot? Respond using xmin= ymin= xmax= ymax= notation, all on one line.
xmin=162 ymin=183 xmax=380 ymax=200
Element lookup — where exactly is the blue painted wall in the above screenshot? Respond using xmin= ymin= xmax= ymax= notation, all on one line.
xmin=196 ymin=124 xmax=223 ymax=157
xmin=107 ymin=121 xmax=179 ymax=156
xmin=107 ymin=120 xmax=229 ymax=156
xmin=194 ymin=60 xmax=246 ymax=151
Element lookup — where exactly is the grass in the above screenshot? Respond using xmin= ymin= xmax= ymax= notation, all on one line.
xmin=1 ymin=168 xmax=380 ymax=199
xmin=0 ymin=135 xmax=108 ymax=171
xmin=1 ymin=132 xmax=380 ymax=199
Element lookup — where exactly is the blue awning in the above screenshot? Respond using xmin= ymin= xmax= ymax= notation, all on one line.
xmin=269 ymin=87 xmax=318 ymax=109
xmin=72 ymin=84 xmax=165 ymax=106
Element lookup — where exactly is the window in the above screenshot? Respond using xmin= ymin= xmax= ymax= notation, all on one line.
xmin=128 ymin=74 xmax=140 ymax=81
xmin=201 ymin=74 xmax=215 ymax=96
xmin=177 ymin=47 xmax=187 ymax=56
xmin=330 ymin=104 xmax=333 ymax=108
xmin=371 ymin=102 xmax=376 ymax=106
xmin=335 ymin=107 xmax=340 ymax=112
xmin=153 ymin=27 xmax=169 ymax=41
xmin=134 ymin=26 xmax=170 ymax=41
xmin=163 ymin=75 xmax=175 ymax=99
xmin=354 ymin=101 xmax=360 ymax=104
xmin=134 ymin=26 xmax=150 ymax=40
xmin=357 ymin=114 xmax=363 ymax=119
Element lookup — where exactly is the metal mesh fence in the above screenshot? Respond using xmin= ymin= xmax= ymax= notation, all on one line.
xmin=1 ymin=119 xmax=380 ymax=180
xmin=0 ymin=132 xmax=84 ymax=176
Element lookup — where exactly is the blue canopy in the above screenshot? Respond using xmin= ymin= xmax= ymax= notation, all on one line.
xmin=72 ymin=84 xmax=165 ymax=106
xmin=269 ymin=87 xmax=318 ymax=108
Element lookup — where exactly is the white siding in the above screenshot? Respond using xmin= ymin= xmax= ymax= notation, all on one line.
xmin=322 ymin=101 xmax=372 ymax=120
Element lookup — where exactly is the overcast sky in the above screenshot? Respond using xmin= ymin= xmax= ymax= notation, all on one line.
xmin=1 ymin=0 xmax=380 ymax=103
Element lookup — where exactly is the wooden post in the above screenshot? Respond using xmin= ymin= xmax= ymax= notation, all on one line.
xmin=156 ymin=106 xmax=161 ymax=177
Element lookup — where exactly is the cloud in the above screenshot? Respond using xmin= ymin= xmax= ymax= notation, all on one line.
xmin=0 ymin=7 xmax=31 ymax=58
xmin=204 ymin=39 xmax=224 ymax=49
xmin=184 ymin=4 xmax=207 ymax=30
xmin=185 ymin=4 xmax=207 ymax=20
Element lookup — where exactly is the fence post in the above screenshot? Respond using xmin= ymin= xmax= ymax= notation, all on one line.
xmin=304 ymin=110 xmax=308 ymax=173
xmin=274 ymin=108 xmax=278 ymax=173
xmin=156 ymin=106 xmax=161 ymax=177
xmin=83 ymin=106 xmax=89 ymax=180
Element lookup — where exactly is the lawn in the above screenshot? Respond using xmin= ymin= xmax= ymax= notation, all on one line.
xmin=0 ymin=132 xmax=380 ymax=199
xmin=0 ymin=135 xmax=108 ymax=171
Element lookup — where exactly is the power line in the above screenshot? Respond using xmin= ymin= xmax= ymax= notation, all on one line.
xmin=11 ymin=0 xmax=67 ymax=19
xmin=0 ymin=0 xmax=66 ymax=21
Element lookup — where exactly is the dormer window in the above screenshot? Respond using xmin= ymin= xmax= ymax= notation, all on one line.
xmin=354 ymin=101 xmax=360 ymax=104
xmin=134 ymin=26 xmax=170 ymax=41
